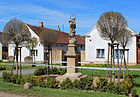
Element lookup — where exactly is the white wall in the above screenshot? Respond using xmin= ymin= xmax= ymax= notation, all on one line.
xmin=85 ymin=27 xmax=137 ymax=65
xmin=8 ymin=25 xmax=44 ymax=62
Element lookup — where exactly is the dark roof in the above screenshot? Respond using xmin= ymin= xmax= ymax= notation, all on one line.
xmin=27 ymin=24 xmax=85 ymax=45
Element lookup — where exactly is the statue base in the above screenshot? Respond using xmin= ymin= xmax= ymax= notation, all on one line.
xmin=56 ymin=73 xmax=87 ymax=82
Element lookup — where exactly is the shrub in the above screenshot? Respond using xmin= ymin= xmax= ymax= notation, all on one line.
xmin=79 ymin=76 xmax=93 ymax=90
xmin=59 ymin=68 xmax=66 ymax=75
xmin=72 ymin=79 xmax=81 ymax=90
xmin=32 ymin=64 xmax=36 ymax=67
xmin=0 ymin=66 xmax=6 ymax=70
xmin=34 ymin=76 xmax=45 ymax=86
xmin=46 ymin=78 xmax=59 ymax=89
xmin=26 ymin=77 xmax=36 ymax=86
xmin=7 ymin=56 xmax=14 ymax=62
xmin=34 ymin=67 xmax=46 ymax=76
xmin=130 ymin=88 xmax=137 ymax=97
xmin=0 ymin=60 xmax=3 ymax=62
xmin=13 ymin=66 xmax=22 ymax=70
xmin=49 ymin=67 xmax=59 ymax=74
xmin=2 ymin=72 xmax=13 ymax=82
xmin=60 ymin=78 xmax=73 ymax=90
xmin=24 ymin=56 xmax=33 ymax=62
xmin=34 ymin=67 xmax=66 ymax=76
xmin=94 ymin=78 xmax=108 ymax=92
xmin=105 ymin=82 xmax=119 ymax=94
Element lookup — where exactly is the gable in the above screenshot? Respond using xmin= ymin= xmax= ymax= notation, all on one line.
xmin=86 ymin=25 xmax=137 ymax=37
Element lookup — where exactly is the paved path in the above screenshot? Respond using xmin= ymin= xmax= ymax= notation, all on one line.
xmin=0 ymin=69 xmax=36 ymax=77
xmin=0 ymin=91 xmax=28 ymax=97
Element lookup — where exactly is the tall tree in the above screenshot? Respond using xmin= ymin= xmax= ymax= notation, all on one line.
xmin=39 ymin=29 xmax=57 ymax=74
xmin=2 ymin=19 xmax=31 ymax=74
xmin=26 ymin=37 xmax=38 ymax=62
xmin=97 ymin=11 xmax=127 ymax=82
xmin=116 ymin=28 xmax=133 ymax=79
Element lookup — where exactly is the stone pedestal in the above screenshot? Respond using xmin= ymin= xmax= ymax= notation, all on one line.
xmin=56 ymin=43 xmax=86 ymax=82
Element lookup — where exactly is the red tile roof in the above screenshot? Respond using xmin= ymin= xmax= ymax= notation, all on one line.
xmin=27 ymin=24 xmax=85 ymax=45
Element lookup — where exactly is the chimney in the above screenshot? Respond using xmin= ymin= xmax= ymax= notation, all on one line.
xmin=57 ymin=25 xmax=60 ymax=31
xmin=39 ymin=22 xmax=43 ymax=27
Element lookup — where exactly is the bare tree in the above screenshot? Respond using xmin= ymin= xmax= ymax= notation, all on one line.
xmin=39 ymin=29 xmax=57 ymax=74
xmin=26 ymin=37 xmax=38 ymax=62
xmin=97 ymin=11 xmax=127 ymax=82
xmin=2 ymin=19 xmax=31 ymax=75
xmin=117 ymin=28 xmax=133 ymax=79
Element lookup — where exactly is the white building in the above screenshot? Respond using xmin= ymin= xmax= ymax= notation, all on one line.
xmin=85 ymin=25 xmax=137 ymax=65
xmin=8 ymin=22 xmax=85 ymax=62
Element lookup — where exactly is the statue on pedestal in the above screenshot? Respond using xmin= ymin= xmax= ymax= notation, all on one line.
xmin=69 ymin=16 xmax=76 ymax=44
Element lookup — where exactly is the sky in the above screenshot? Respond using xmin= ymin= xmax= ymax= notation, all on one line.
xmin=0 ymin=0 xmax=140 ymax=36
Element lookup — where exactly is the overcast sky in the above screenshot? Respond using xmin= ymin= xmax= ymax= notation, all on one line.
xmin=0 ymin=0 xmax=140 ymax=35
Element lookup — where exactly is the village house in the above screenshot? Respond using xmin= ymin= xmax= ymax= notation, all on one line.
xmin=85 ymin=25 xmax=137 ymax=65
xmin=8 ymin=22 xmax=85 ymax=62
xmin=0 ymin=32 xmax=8 ymax=60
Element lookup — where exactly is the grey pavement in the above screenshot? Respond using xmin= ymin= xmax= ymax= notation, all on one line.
xmin=0 ymin=69 xmax=36 ymax=77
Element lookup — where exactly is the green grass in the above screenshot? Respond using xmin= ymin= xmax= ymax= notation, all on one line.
xmin=0 ymin=78 xmax=126 ymax=97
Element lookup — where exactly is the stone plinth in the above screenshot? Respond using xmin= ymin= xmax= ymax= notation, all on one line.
xmin=56 ymin=72 xmax=86 ymax=82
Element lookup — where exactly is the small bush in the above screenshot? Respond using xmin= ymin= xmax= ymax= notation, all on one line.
xmin=32 ymin=64 xmax=36 ymax=67
xmin=2 ymin=72 xmax=13 ymax=82
xmin=59 ymin=68 xmax=66 ymax=75
xmin=72 ymin=79 xmax=81 ymax=90
xmin=0 ymin=66 xmax=6 ymax=70
xmin=0 ymin=60 xmax=3 ymax=62
xmin=34 ymin=67 xmax=46 ymax=76
xmin=34 ymin=67 xmax=66 ymax=76
xmin=130 ymin=88 xmax=137 ymax=97
xmin=24 ymin=56 xmax=33 ymax=62
xmin=94 ymin=78 xmax=108 ymax=92
xmin=7 ymin=56 xmax=14 ymax=62
xmin=106 ymin=82 xmax=119 ymax=94
xmin=79 ymin=76 xmax=93 ymax=90
xmin=60 ymin=78 xmax=73 ymax=90
xmin=46 ymin=78 xmax=59 ymax=89
xmin=26 ymin=77 xmax=36 ymax=86
xmin=34 ymin=76 xmax=45 ymax=86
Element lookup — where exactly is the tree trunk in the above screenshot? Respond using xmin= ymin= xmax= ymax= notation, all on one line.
xmin=11 ymin=48 xmax=16 ymax=74
xmin=19 ymin=47 xmax=22 ymax=75
xmin=47 ymin=45 xmax=50 ymax=75
xmin=112 ymin=45 xmax=115 ymax=82
xmin=110 ymin=45 xmax=113 ymax=82
xmin=16 ymin=44 xmax=19 ymax=75
xmin=123 ymin=48 xmax=126 ymax=80
xmin=120 ymin=51 xmax=123 ymax=79
xmin=126 ymin=50 xmax=129 ymax=75
xmin=106 ymin=43 xmax=110 ymax=81
xmin=117 ymin=44 xmax=120 ymax=85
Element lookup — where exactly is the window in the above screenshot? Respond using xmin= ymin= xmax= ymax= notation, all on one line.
xmin=96 ymin=49 xmax=105 ymax=58
xmin=114 ymin=49 xmax=123 ymax=58
xmin=30 ymin=50 xmax=38 ymax=56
